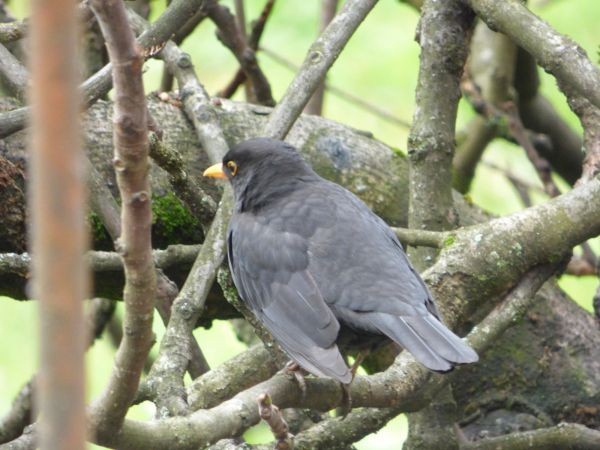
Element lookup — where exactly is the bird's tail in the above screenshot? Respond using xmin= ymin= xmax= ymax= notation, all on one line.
xmin=368 ymin=313 xmax=478 ymax=372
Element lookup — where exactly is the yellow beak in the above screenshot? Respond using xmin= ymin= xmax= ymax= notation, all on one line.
xmin=203 ymin=162 xmax=227 ymax=179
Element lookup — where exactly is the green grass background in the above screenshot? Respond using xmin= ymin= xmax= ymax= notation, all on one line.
xmin=1 ymin=0 xmax=599 ymax=448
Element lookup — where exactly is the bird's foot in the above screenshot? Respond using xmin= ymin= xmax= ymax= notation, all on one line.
xmin=350 ymin=350 xmax=369 ymax=379
xmin=339 ymin=382 xmax=352 ymax=419
xmin=282 ymin=360 xmax=308 ymax=398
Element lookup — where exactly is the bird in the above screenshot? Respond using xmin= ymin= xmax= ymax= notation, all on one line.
xmin=203 ymin=137 xmax=478 ymax=385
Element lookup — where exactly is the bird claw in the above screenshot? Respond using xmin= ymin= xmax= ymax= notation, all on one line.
xmin=282 ymin=361 xmax=308 ymax=398
xmin=339 ymin=382 xmax=352 ymax=419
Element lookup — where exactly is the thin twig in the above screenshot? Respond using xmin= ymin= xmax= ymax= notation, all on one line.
xmin=88 ymin=0 xmax=156 ymax=441
xmin=461 ymin=76 xmax=562 ymax=198
xmin=217 ymin=0 xmax=276 ymax=99
xmin=262 ymin=0 xmax=379 ymax=139
xmin=503 ymin=102 xmax=561 ymax=197
xmin=205 ymin=0 xmax=274 ymax=105
xmin=391 ymin=227 xmax=449 ymax=248
xmin=304 ymin=0 xmax=338 ymax=116
xmin=127 ymin=9 xmax=233 ymax=414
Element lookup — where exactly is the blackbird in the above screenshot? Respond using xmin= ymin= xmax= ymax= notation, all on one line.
xmin=204 ymin=138 xmax=478 ymax=384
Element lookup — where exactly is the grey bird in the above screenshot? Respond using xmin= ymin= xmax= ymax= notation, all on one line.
xmin=203 ymin=137 xmax=478 ymax=384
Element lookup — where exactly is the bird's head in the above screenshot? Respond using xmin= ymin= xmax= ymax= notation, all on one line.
xmin=203 ymin=137 xmax=316 ymax=211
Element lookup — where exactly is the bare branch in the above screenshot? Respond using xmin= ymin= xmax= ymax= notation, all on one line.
xmin=461 ymin=423 xmax=600 ymax=450
xmin=504 ymin=101 xmax=561 ymax=197
xmin=262 ymin=0 xmax=378 ymax=139
xmin=0 ymin=43 xmax=27 ymax=100
xmin=187 ymin=345 xmax=279 ymax=410
xmin=408 ymin=0 xmax=474 ymax=269
xmin=29 ymin=0 xmax=87 ymax=447
xmin=304 ymin=0 xmax=338 ymax=116
xmin=0 ymin=379 xmax=34 ymax=445
xmin=88 ymin=0 xmax=155 ymax=441
xmin=453 ymin=23 xmax=516 ymax=193
xmin=0 ymin=0 xmax=208 ymax=139
xmin=125 ymin=9 xmax=234 ymax=414
xmin=0 ymin=19 xmax=26 ymax=43
xmin=146 ymin=193 xmax=231 ymax=415
xmin=391 ymin=227 xmax=449 ymax=248
xmin=217 ymin=0 xmax=277 ymax=99
xmin=205 ymin=0 xmax=274 ymax=106
xmin=463 ymin=0 xmax=600 ymax=111
xmin=514 ymin=48 xmax=583 ymax=185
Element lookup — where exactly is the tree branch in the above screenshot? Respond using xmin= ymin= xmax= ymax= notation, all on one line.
xmin=104 ymin=262 xmax=556 ymax=450
xmin=0 ymin=43 xmax=27 ymax=100
xmin=463 ymin=0 xmax=600 ymax=111
xmin=88 ymin=0 xmax=155 ymax=441
xmin=0 ymin=245 xmax=201 ymax=279
xmin=514 ymin=47 xmax=583 ymax=185
xmin=0 ymin=380 xmax=34 ymax=445
xmin=0 ymin=0 xmax=208 ymax=139
xmin=407 ymin=0 xmax=473 ymax=269
xmin=29 ymin=0 xmax=87 ymax=446
xmin=205 ymin=0 xmax=274 ymax=106
xmin=391 ymin=227 xmax=449 ymax=248
xmin=262 ymin=0 xmax=378 ymax=139
xmin=217 ymin=0 xmax=277 ymax=99
xmin=461 ymin=422 xmax=600 ymax=450
xmin=304 ymin=0 xmax=338 ymax=116
xmin=148 ymin=131 xmax=217 ymax=225
xmin=453 ymin=22 xmax=516 ymax=193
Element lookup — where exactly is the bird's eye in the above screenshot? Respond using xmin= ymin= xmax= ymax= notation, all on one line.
xmin=226 ymin=160 xmax=238 ymax=176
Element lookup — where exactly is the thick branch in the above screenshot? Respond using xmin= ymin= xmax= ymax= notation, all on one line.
xmin=461 ymin=423 xmax=600 ymax=450
xmin=0 ymin=43 xmax=27 ymax=100
xmin=0 ymin=245 xmax=199 ymax=278
xmin=408 ymin=0 xmax=473 ymax=269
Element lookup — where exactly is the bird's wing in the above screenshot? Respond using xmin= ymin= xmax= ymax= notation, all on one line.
xmin=308 ymin=181 xmax=478 ymax=370
xmin=228 ymin=214 xmax=351 ymax=383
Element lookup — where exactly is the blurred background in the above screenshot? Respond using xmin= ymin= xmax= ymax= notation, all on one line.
xmin=1 ymin=0 xmax=598 ymax=448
